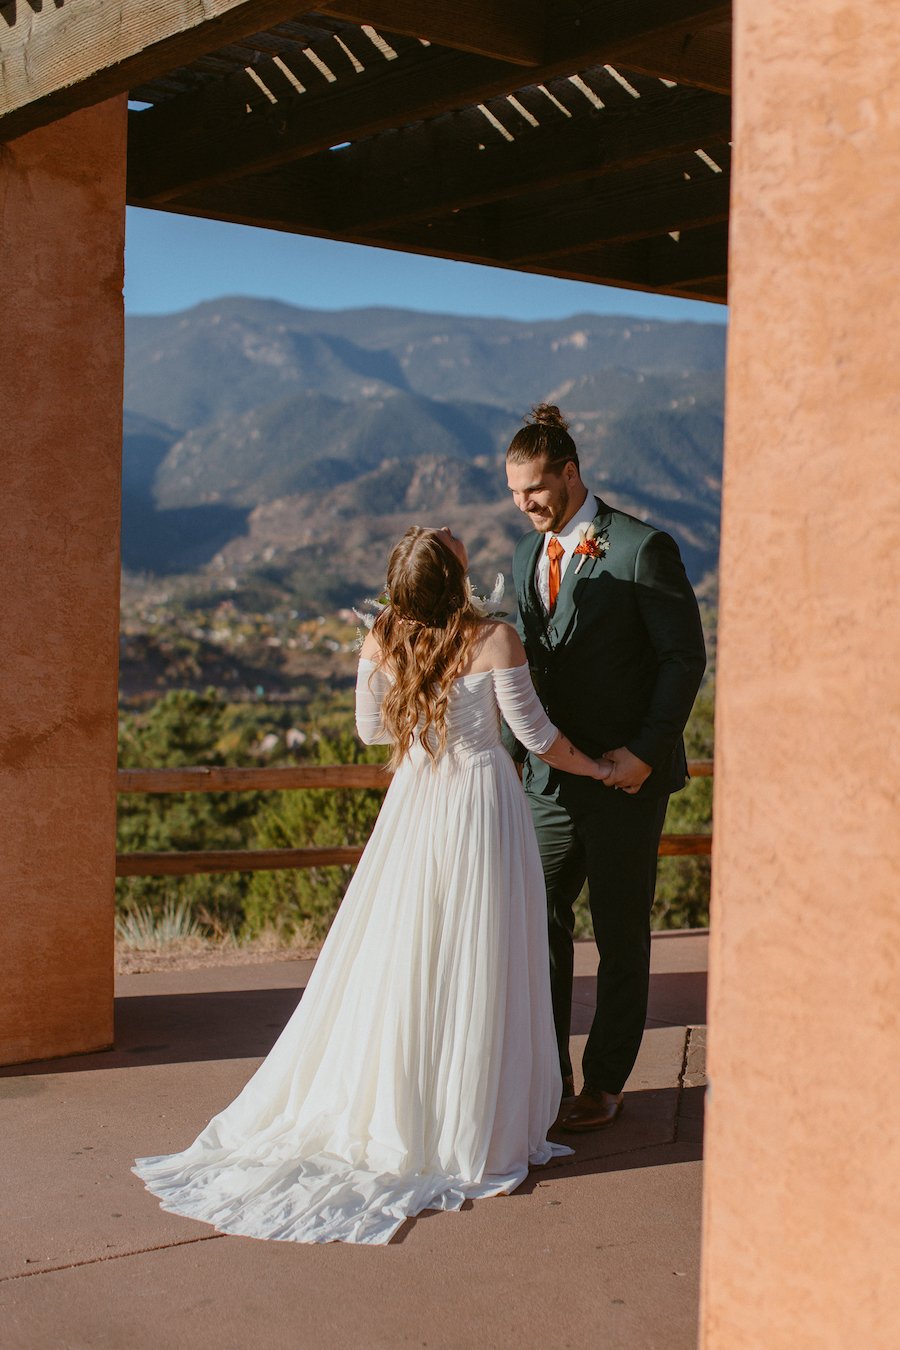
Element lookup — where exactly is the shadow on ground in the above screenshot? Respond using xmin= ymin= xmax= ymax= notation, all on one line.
xmin=0 ymin=974 xmax=708 ymax=1077
xmin=571 ymin=970 xmax=707 ymax=1034
xmin=1 ymin=950 xmax=708 ymax=1079
xmin=0 ymin=986 xmax=306 ymax=1076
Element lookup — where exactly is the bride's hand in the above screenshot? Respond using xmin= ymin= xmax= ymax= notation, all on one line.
xmin=593 ymin=757 xmax=614 ymax=782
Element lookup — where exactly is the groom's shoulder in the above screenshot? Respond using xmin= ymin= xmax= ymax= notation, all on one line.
xmin=603 ymin=500 xmax=653 ymax=533
xmin=604 ymin=502 xmax=668 ymax=546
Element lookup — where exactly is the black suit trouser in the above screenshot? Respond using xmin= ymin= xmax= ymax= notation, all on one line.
xmin=526 ymin=783 xmax=669 ymax=1096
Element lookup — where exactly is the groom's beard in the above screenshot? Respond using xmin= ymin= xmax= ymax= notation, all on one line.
xmin=527 ymin=483 xmax=572 ymax=534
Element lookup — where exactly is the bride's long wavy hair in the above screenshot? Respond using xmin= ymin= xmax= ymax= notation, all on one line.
xmin=372 ymin=526 xmax=482 ymax=769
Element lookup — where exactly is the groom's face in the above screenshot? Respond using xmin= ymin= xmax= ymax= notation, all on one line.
xmin=506 ymin=457 xmax=576 ymax=534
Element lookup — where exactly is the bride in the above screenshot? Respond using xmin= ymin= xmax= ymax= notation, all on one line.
xmin=134 ymin=525 xmax=609 ymax=1244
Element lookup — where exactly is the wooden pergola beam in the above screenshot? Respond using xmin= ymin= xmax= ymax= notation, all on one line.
xmin=154 ymin=195 xmax=728 ymax=302
xmin=678 ymin=277 xmax=727 ymax=300
xmin=322 ymin=87 xmax=731 ymax=234
xmin=493 ymin=171 xmax=733 ymax=260
xmin=317 ymin=0 xmax=731 ymax=80
xmin=0 ymin=1 xmax=323 ymax=142
xmin=518 ymin=262 xmax=726 ymax=303
xmin=644 ymin=224 xmax=730 ymax=287
xmin=127 ymin=0 xmax=730 ymax=203
xmin=618 ymin=21 xmax=731 ymax=95
xmin=505 ymin=236 xmax=728 ymax=298
xmin=552 ymin=225 xmax=729 ymax=291
xmin=160 ymin=161 xmax=729 ymax=302
xmin=159 ymin=150 xmax=731 ymax=258
xmin=317 ymin=0 xmax=546 ymax=67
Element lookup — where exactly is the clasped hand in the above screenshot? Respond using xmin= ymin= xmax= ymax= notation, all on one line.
xmin=598 ymin=746 xmax=652 ymax=794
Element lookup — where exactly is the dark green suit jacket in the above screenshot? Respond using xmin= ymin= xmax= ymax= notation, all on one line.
xmin=510 ymin=497 xmax=706 ymax=802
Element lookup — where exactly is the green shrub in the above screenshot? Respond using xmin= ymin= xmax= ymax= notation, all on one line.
xmin=243 ymin=733 xmax=388 ymax=939
xmin=117 ymin=688 xmax=261 ymax=929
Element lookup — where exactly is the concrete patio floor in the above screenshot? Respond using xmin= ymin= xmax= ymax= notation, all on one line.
xmin=0 ymin=932 xmax=708 ymax=1350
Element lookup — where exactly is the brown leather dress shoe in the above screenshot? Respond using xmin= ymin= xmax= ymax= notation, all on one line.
xmin=560 ymin=1089 xmax=624 ymax=1133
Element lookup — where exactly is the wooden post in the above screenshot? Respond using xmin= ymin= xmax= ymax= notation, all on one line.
xmin=0 ymin=99 xmax=127 ymax=1065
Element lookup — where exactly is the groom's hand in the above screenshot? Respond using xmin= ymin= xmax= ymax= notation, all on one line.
xmin=601 ymin=747 xmax=652 ymax=794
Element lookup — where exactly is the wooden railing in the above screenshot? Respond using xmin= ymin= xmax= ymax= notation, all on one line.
xmin=115 ymin=761 xmax=713 ymax=877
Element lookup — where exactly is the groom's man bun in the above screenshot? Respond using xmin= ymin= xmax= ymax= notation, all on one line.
xmin=530 ymin=403 xmax=569 ymax=430
xmin=506 ymin=403 xmax=580 ymax=471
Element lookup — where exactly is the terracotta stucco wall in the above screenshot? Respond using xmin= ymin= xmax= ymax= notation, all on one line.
xmin=701 ymin=1 xmax=900 ymax=1344
xmin=0 ymin=99 xmax=127 ymax=1064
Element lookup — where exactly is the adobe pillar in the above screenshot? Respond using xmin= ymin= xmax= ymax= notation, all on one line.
xmin=702 ymin=2 xmax=899 ymax=1345
xmin=0 ymin=99 xmax=126 ymax=1063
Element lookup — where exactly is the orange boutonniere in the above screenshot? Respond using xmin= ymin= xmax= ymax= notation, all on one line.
xmin=573 ymin=524 xmax=609 ymax=573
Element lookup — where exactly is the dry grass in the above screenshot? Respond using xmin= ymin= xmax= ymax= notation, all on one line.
xmin=114 ymin=905 xmax=323 ymax=975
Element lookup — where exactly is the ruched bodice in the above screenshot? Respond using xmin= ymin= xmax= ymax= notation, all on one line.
xmin=440 ymin=673 xmax=504 ymax=757
xmin=355 ymin=660 xmax=557 ymax=762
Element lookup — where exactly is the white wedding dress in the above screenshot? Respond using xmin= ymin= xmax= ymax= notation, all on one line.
xmin=134 ymin=660 xmax=571 ymax=1244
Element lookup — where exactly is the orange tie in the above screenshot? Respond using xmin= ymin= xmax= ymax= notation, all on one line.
xmin=547 ymin=535 xmax=564 ymax=612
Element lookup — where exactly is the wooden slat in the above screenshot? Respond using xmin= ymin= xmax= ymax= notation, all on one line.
xmin=117 ymin=764 xmax=390 ymax=793
xmin=115 ymin=833 xmax=711 ymax=876
xmin=116 ymin=846 xmax=365 ymax=876
xmin=116 ymin=760 xmax=714 ymax=875
xmin=325 ymin=85 xmax=731 ymax=233
xmin=116 ymin=760 xmax=712 ymax=794
xmin=659 ymin=834 xmax=712 ymax=857
xmin=317 ymin=0 xmax=545 ymax=67
xmin=0 ymin=1 xmax=327 ymax=142
xmin=128 ymin=0 xmax=730 ymax=202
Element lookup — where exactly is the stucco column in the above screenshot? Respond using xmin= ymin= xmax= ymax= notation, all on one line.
xmin=0 ymin=99 xmax=126 ymax=1064
xmin=701 ymin=2 xmax=899 ymax=1345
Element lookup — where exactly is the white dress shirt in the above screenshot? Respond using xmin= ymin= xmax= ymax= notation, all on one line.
xmin=536 ymin=491 xmax=599 ymax=612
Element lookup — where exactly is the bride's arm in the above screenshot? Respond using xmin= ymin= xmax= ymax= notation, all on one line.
xmin=486 ymin=624 xmax=610 ymax=782
xmin=540 ymin=727 xmax=612 ymax=779
xmin=355 ymin=631 xmax=394 ymax=745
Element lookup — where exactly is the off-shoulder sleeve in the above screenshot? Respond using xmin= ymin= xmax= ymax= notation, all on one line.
xmin=491 ymin=664 xmax=558 ymax=755
xmin=355 ymin=659 xmax=394 ymax=745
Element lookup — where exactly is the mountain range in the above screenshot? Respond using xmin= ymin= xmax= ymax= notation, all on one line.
xmin=122 ymin=298 xmax=725 ymax=609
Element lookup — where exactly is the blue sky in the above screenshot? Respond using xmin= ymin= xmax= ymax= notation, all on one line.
xmin=125 ymin=207 xmax=726 ymax=325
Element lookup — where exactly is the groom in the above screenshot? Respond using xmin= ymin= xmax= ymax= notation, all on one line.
xmin=504 ymin=406 xmax=706 ymax=1130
